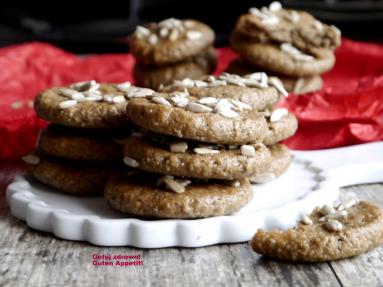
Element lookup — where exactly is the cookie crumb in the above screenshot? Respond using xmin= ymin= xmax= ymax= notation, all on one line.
xmin=323 ymin=219 xmax=343 ymax=232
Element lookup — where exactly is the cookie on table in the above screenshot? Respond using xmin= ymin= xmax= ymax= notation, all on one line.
xmin=129 ymin=18 xmax=215 ymax=65
xmin=264 ymin=108 xmax=298 ymax=146
xmin=230 ymin=32 xmax=335 ymax=77
xmin=22 ymin=153 xmax=122 ymax=195
xmin=134 ymin=46 xmax=217 ymax=90
xmin=251 ymin=200 xmax=383 ymax=262
xmin=126 ymin=92 xmax=269 ymax=145
xmin=226 ymin=59 xmax=323 ymax=94
xmin=123 ymin=135 xmax=271 ymax=180
xmin=249 ymin=144 xmax=292 ymax=184
xmin=104 ymin=172 xmax=252 ymax=218
xmin=235 ymin=2 xmax=341 ymax=52
xmin=34 ymin=80 xmax=154 ymax=128
xmin=37 ymin=124 xmax=130 ymax=162
xmin=159 ymin=73 xmax=287 ymax=111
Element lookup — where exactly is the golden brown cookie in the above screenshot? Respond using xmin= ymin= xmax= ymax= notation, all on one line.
xmin=34 ymin=81 xmax=154 ymax=128
xmin=159 ymin=72 xmax=286 ymax=110
xmin=133 ymin=47 xmax=217 ymax=90
xmin=123 ymin=135 xmax=271 ymax=180
xmin=251 ymin=200 xmax=383 ymax=262
xmin=226 ymin=59 xmax=323 ymax=94
xmin=230 ymin=32 xmax=335 ymax=77
xmin=37 ymin=124 xmax=129 ymax=162
xmin=129 ymin=18 xmax=215 ymax=65
xmin=126 ymin=93 xmax=269 ymax=145
xmin=264 ymin=109 xmax=298 ymax=145
xmin=23 ymin=153 xmax=122 ymax=195
xmin=104 ymin=173 xmax=252 ymax=218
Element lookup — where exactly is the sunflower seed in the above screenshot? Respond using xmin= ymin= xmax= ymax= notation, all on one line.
xmin=123 ymin=156 xmax=140 ymax=168
xmin=300 ymin=215 xmax=313 ymax=225
xmin=112 ymin=95 xmax=126 ymax=103
xmin=171 ymin=93 xmax=189 ymax=107
xmin=249 ymin=173 xmax=276 ymax=183
xmin=170 ymin=142 xmax=188 ymax=153
xmin=261 ymin=17 xmax=279 ymax=26
xmin=269 ymin=1 xmax=282 ymax=11
xmin=116 ymin=82 xmax=131 ymax=92
xmin=159 ymin=27 xmax=169 ymax=38
xmin=231 ymin=180 xmax=241 ymax=187
xmin=343 ymin=198 xmax=358 ymax=209
xmin=217 ymin=108 xmax=239 ymax=118
xmin=270 ymin=108 xmax=288 ymax=122
xmin=148 ymin=34 xmax=159 ymax=45
xmin=313 ymin=20 xmax=323 ymax=31
xmin=70 ymin=93 xmax=85 ymax=100
xmin=230 ymin=99 xmax=252 ymax=111
xmin=208 ymin=80 xmax=227 ymax=87
xmin=77 ymin=96 xmax=102 ymax=102
xmin=198 ymin=97 xmax=218 ymax=105
xmin=133 ymin=88 xmax=155 ymax=98
xmin=281 ymin=43 xmax=314 ymax=61
xmin=59 ymin=100 xmax=77 ymax=109
xmin=319 ymin=204 xmax=336 ymax=216
xmin=169 ymin=29 xmax=179 ymax=41
xmin=135 ymin=26 xmax=150 ymax=39
xmin=194 ymin=148 xmax=220 ymax=155
xmin=164 ymin=177 xmax=186 ymax=193
xmin=70 ymin=80 xmax=97 ymax=91
xmin=194 ymin=80 xmax=208 ymax=87
xmin=59 ymin=88 xmax=79 ymax=97
xmin=186 ymin=30 xmax=202 ymax=40
xmin=269 ymin=77 xmax=288 ymax=97
xmin=323 ymin=220 xmax=343 ymax=232
xmin=186 ymin=102 xmax=212 ymax=113
xmin=151 ymin=96 xmax=172 ymax=106
xmin=103 ymin=94 xmax=114 ymax=102
xmin=22 ymin=154 xmax=40 ymax=165
xmin=240 ymin=145 xmax=257 ymax=157
xmin=284 ymin=11 xmax=300 ymax=23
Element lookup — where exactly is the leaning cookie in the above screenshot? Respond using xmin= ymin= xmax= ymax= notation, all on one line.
xmin=226 ymin=59 xmax=323 ymax=94
xmin=251 ymin=200 xmax=383 ymax=262
xmin=37 ymin=124 xmax=130 ymax=162
xmin=34 ymin=81 xmax=154 ymax=128
xmin=104 ymin=173 xmax=252 ymax=218
xmin=123 ymin=135 xmax=271 ymax=180
xmin=22 ymin=153 xmax=121 ymax=195
xmin=159 ymin=73 xmax=287 ymax=110
xmin=129 ymin=18 xmax=215 ymax=65
xmin=231 ymin=32 xmax=335 ymax=77
xmin=126 ymin=93 xmax=269 ymax=144
xmin=134 ymin=46 xmax=216 ymax=90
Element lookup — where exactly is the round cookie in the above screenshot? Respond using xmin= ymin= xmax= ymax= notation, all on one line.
xmin=104 ymin=173 xmax=252 ymax=218
xmin=235 ymin=3 xmax=341 ymax=52
xmin=251 ymin=200 xmax=383 ymax=262
xmin=129 ymin=18 xmax=215 ymax=65
xmin=37 ymin=124 xmax=130 ymax=162
xmin=23 ymin=153 xmax=121 ymax=195
xmin=249 ymin=144 xmax=292 ymax=183
xmin=159 ymin=73 xmax=285 ymax=110
xmin=133 ymin=47 xmax=217 ymax=90
xmin=226 ymin=59 xmax=323 ymax=94
xmin=230 ymin=32 xmax=335 ymax=77
xmin=264 ymin=110 xmax=298 ymax=145
xmin=34 ymin=81 xmax=154 ymax=128
xmin=126 ymin=94 xmax=269 ymax=145
xmin=123 ymin=136 xmax=271 ymax=180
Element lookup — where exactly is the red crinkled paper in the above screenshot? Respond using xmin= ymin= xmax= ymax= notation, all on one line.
xmin=1 ymin=39 xmax=383 ymax=159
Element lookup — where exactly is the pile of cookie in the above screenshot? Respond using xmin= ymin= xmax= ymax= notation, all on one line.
xmin=229 ymin=1 xmax=341 ymax=94
xmin=129 ymin=18 xmax=216 ymax=90
xmin=24 ymin=80 xmax=156 ymax=195
xmin=106 ymin=72 xmax=297 ymax=218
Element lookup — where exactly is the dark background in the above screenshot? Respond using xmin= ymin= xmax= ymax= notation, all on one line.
xmin=1 ymin=0 xmax=383 ymax=53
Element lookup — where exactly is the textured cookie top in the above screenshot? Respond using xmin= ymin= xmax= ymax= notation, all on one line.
xmin=125 ymin=91 xmax=269 ymax=145
xmin=159 ymin=72 xmax=287 ymax=110
xmin=129 ymin=18 xmax=215 ymax=65
xmin=34 ymin=81 xmax=154 ymax=128
xmin=235 ymin=1 xmax=341 ymax=52
xmin=251 ymin=200 xmax=383 ymax=262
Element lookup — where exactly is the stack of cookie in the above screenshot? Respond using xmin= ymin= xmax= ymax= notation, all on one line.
xmin=229 ymin=1 xmax=341 ymax=94
xmin=105 ymin=72 xmax=298 ymax=219
xmin=129 ymin=18 xmax=216 ymax=90
xmin=23 ymin=80 xmax=155 ymax=195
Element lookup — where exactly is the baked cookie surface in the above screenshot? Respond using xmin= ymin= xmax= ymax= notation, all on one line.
xmin=105 ymin=173 xmax=252 ymax=218
xmin=129 ymin=18 xmax=215 ymax=65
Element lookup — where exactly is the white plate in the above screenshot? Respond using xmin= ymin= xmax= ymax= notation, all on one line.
xmin=6 ymin=142 xmax=383 ymax=248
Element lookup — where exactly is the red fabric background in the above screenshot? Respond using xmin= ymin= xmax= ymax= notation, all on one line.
xmin=1 ymin=38 xmax=383 ymax=159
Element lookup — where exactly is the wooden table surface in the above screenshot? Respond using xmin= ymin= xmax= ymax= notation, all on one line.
xmin=1 ymin=163 xmax=382 ymax=287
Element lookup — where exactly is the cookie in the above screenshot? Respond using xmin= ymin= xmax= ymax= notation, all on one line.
xmin=129 ymin=18 xmax=215 ymax=65
xmin=126 ymin=93 xmax=269 ymax=145
xmin=104 ymin=173 xmax=252 ymax=218
xmin=23 ymin=153 xmax=121 ymax=195
xmin=235 ymin=2 xmax=341 ymax=53
xmin=123 ymin=135 xmax=271 ymax=180
xmin=37 ymin=124 xmax=130 ymax=162
xmin=251 ymin=200 xmax=383 ymax=262
xmin=159 ymin=72 xmax=286 ymax=110
xmin=34 ymin=81 xmax=155 ymax=128
xmin=249 ymin=143 xmax=292 ymax=183
xmin=133 ymin=47 xmax=217 ymax=90
xmin=264 ymin=109 xmax=298 ymax=145
xmin=226 ymin=59 xmax=323 ymax=94
xmin=230 ymin=31 xmax=335 ymax=77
